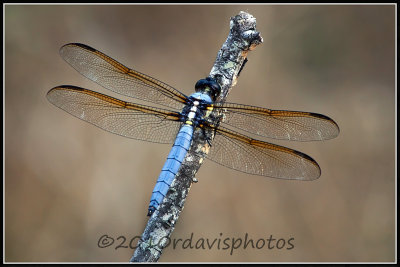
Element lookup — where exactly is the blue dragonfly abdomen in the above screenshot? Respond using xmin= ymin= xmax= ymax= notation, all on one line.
xmin=148 ymin=89 xmax=215 ymax=216
xmin=148 ymin=124 xmax=193 ymax=216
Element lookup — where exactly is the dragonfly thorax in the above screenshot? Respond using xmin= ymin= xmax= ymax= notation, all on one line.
xmin=180 ymin=94 xmax=211 ymax=126
xmin=187 ymin=101 xmax=199 ymax=120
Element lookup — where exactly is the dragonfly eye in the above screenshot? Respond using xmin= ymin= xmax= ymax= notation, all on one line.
xmin=195 ymin=77 xmax=221 ymax=101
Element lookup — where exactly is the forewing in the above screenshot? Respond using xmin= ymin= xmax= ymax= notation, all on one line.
xmin=213 ymin=103 xmax=339 ymax=141
xmin=59 ymin=43 xmax=187 ymax=109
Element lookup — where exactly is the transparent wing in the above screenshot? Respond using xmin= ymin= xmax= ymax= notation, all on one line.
xmin=207 ymin=126 xmax=321 ymax=180
xmin=213 ymin=102 xmax=339 ymax=141
xmin=47 ymin=85 xmax=182 ymax=144
xmin=59 ymin=43 xmax=187 ymax=110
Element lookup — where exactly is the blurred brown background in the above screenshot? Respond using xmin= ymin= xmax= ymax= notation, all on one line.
xmin=4 ymin=4 xmax=395 ymax=262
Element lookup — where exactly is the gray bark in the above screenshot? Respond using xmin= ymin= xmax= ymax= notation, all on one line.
xmin=130 ymin=11 xmax=263 ymax=262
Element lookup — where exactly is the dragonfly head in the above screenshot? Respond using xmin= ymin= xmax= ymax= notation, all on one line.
xmin=195 ymin=77 xmax=221 ymax=101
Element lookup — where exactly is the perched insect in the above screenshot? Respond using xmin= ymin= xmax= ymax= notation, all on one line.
xmin=47 ymin=43 xmax=340 ymax=216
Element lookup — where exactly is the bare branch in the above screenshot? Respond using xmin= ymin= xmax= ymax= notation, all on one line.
xmin=130 ymin=11 xmax=263 ymax=262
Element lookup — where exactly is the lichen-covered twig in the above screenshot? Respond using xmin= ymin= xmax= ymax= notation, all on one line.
xmin=130 ymin=11 xmax=263 ymax=262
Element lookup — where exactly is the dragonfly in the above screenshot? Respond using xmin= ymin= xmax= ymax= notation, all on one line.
xmin=47 ymin=43 xmax=339 ymax=216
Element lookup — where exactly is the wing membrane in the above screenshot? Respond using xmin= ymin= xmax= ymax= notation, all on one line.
xmin=207 ymin=126 xmax=321 ymax=180
xmin=47 ymin=86 xmax=182 ymax=144
xmin=213 ymin=103 xmax=339 ymax=141
xmin=59 ymin=43 xmax=187 ymax=109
